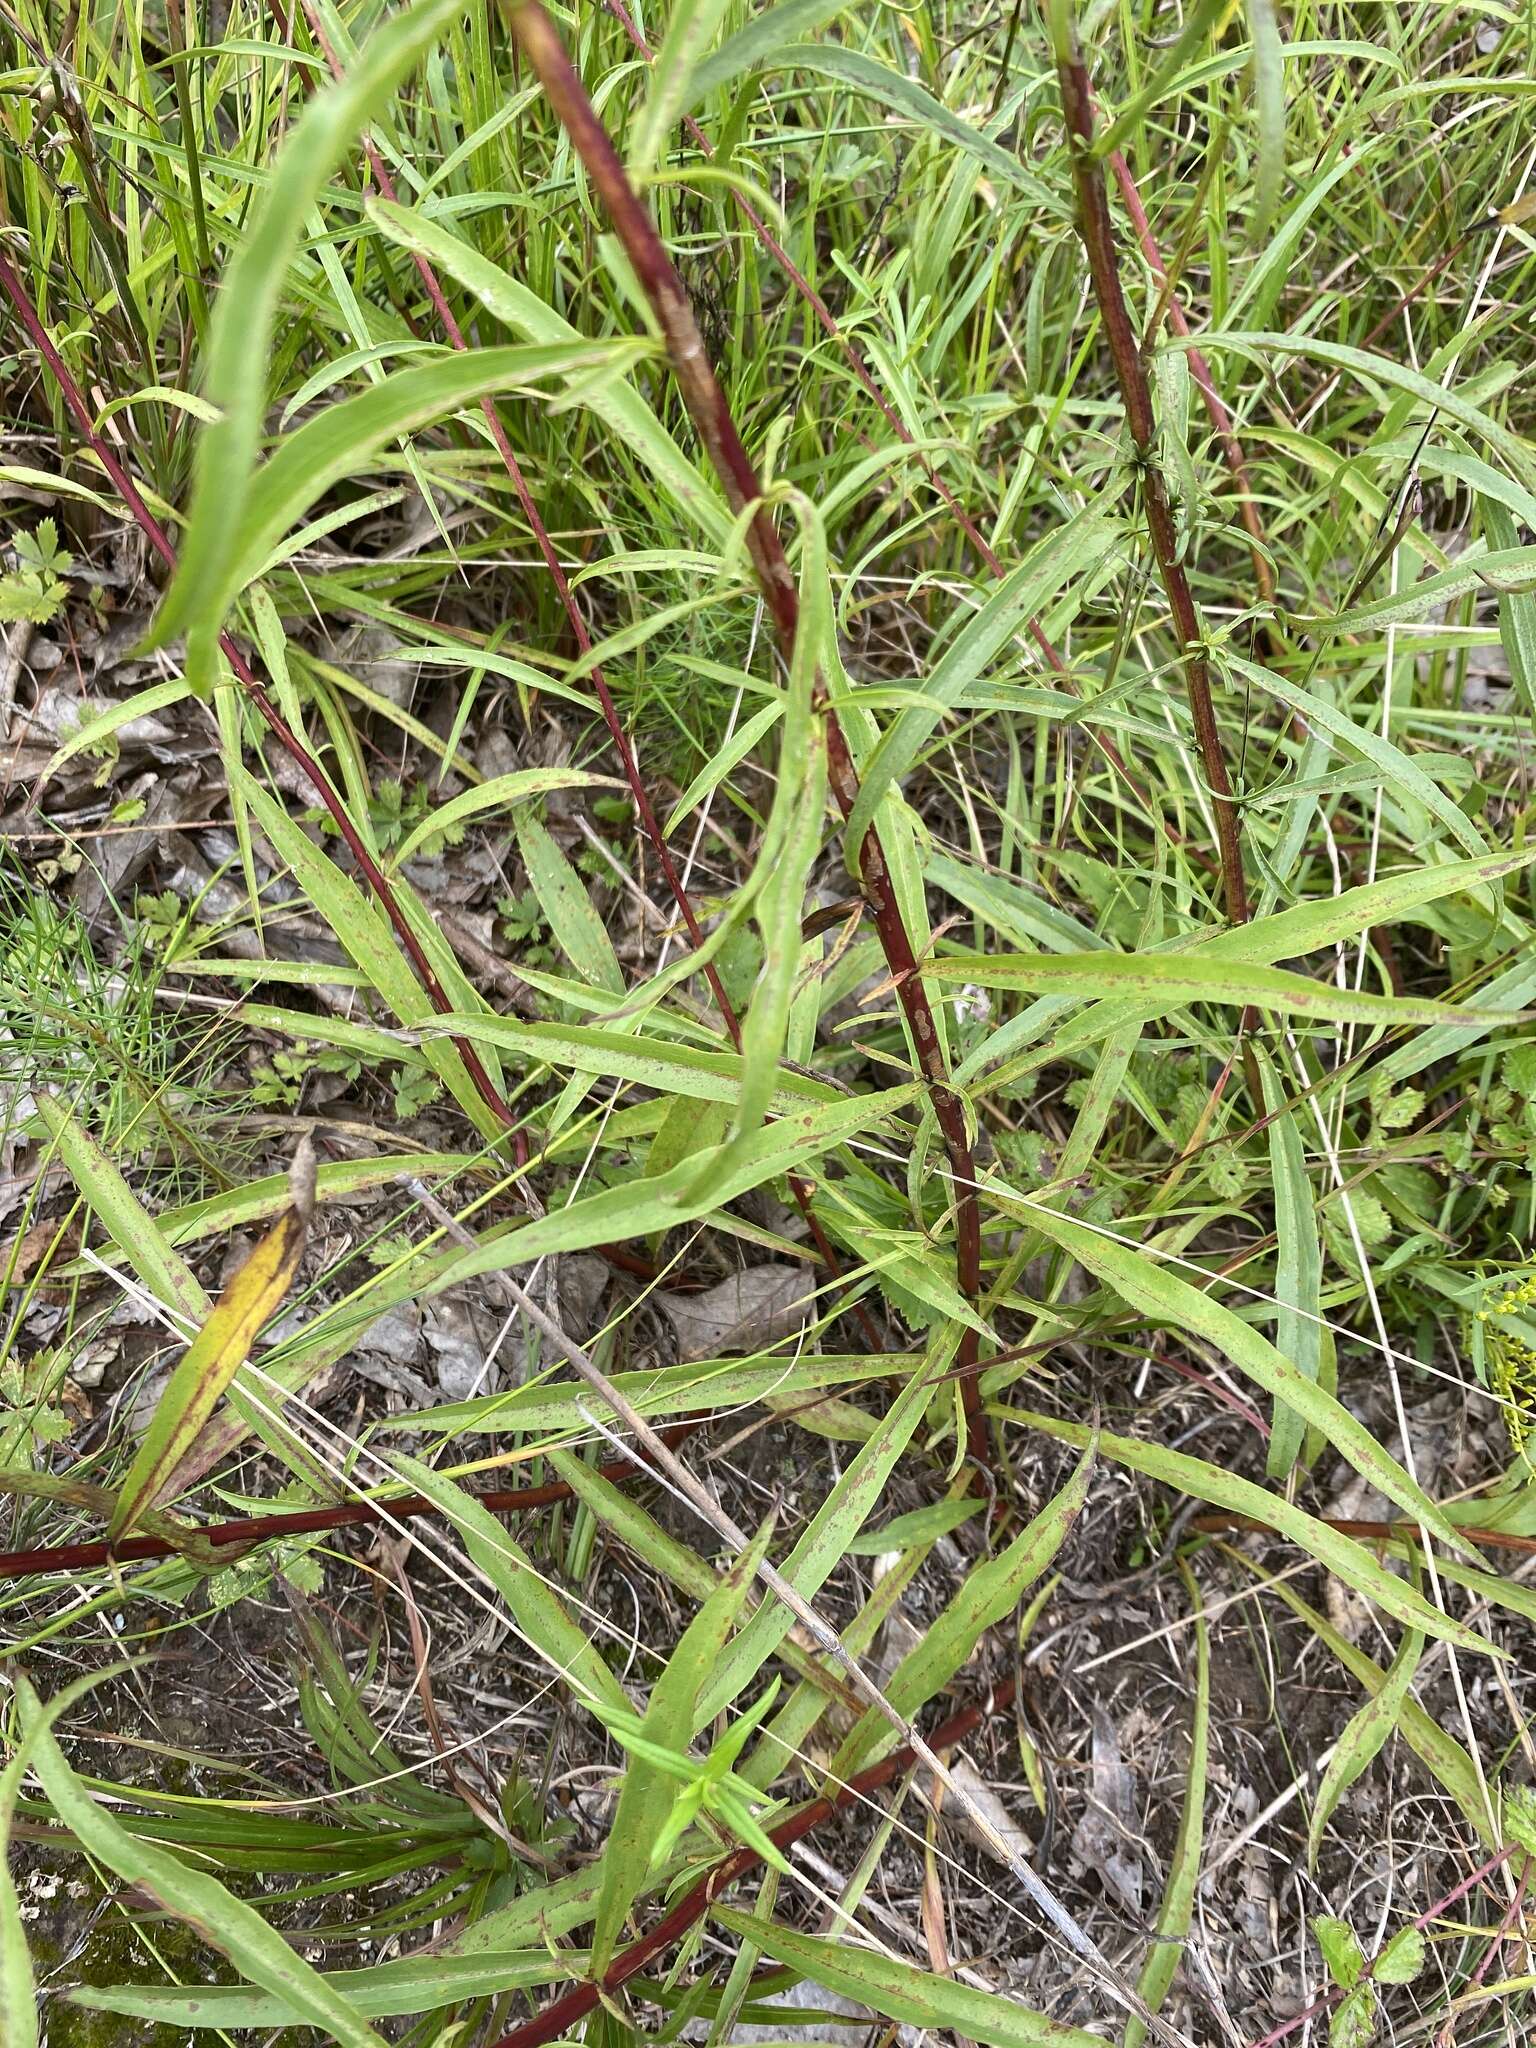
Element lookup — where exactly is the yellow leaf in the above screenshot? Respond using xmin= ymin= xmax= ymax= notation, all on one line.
xmin=109 ymin=1142 xmax=315 ymax=1543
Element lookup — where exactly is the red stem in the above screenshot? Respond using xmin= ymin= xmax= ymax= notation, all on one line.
xmin=1105 ymin=148 xmax=1274 ymax=605
xmin=1053 ymin=31 xmax=1249 ymax=928
xmin=0 ymin=251 xmax=524 ymax=1152
xmin=487 ymin=1674 xmax=1019 ymax=2048
xmin=601 ymin=0 xmax=1190 ymax=864
xmin=286 ymin=0 xmax=878 ymax=1347
xmin=501 ymin=0 xmax=989 ymax=1468
xmin=0 ymin=1425 xmax=704 ymax=1583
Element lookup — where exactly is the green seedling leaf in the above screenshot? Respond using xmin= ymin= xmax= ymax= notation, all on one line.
xmin=1330 ymin=1982 xmax=1375 ymax=2048
xmin=109 ymin=1141 xmax=315 ymax=1541
xmin=1315 ymin=1915 xmax=1365 ymax=1990
xmin=711 ymin=1907 xmax=1104 ymax=2048
xmin=1308 ymin=1627 xmax=1423 ymax=1869
xmin=14 ymin=1674 xmax=389 ymax=2048
xmin=1375 ymin=1926 xmax=1425 ymax=1985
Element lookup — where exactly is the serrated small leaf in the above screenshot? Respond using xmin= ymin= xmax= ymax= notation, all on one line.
xmin=1314 ymin=1916 xmax=1364 ymax=1992
xmin=1374 ymin=1925 xmax=1425 ymax=1985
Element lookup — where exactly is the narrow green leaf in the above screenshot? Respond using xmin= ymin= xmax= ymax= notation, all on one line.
xmin=830 ymin=1438 xmax=1094 ymax=1779
xmin=391 ymin=769 xmax=623 ymax=866
xmin=1008 ymin=1203 xmax=1473 ymax=1560
xmin=1195 ymin=334 xmax=1536 ymax=490
xmin=688 ymin=0 xmax=855 ymax=102
xmin=1004 ymin=1406 xmax=1483 ymax=1650
xmin=696 ymin=1341 xmax=950 ymax=1722
xmin=845 ymin=510 xmax=1113 ymax=855
xmin=421 ymin=1086 xmax=921 ymax=1289
xmin=1307 ymin=1627 xmax=1423 ymax=1869
xmin=237 ymin=770 xmax=504 ymax=1140
xmin=66 ymin=1952 xmax=569 ymax=2029
xmin=366 ymin=198 xmax=730 ymax=541
xmin=1125 ymin=1561 xmax=1207 ymax=2048
xmin=927 ymin=948 xmax=1504 ymax=1027
xmin=1230 ymin=1556 xmax=1493 ymax=1843
xmin=1246 ymin=0 xmax=1284 ymax=239
xmin=389 ymin=1453 xmax=627 ymax=1716
xmin=515 ymin=813 xmax=626 ymax=994
xmin=149 ymin=0 xmax=472 ymax=684
xmin=711 ymin=1907 xmax=1104 ymax=2048
xmin=688 ymin=507 xmax=829 ymax=1195
xmin=592 ymin=1522 xmax=772 ymax=1972
xmin=1314 ymin=545 xmax=1536 ymax=635
xmin=629 ymin=0 xmax=736 ymax=176
xmin=1257 ymin=1049 xmax=1324 ymax=1479
xmin=35 ymin=1094 xmax=209 ymax=1324
xmin=734 ymin=45 xmax=1048 ymax=196
xmin=843 ymin=1499 xmax=983 ymax=1555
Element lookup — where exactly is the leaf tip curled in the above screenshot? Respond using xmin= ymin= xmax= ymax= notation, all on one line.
xmin=289 ymin=1134 xmax=318 ymax=1225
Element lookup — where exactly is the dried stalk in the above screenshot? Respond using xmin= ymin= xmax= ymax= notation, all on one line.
xmin=500 ymin=0 xmax=990 ymax=1466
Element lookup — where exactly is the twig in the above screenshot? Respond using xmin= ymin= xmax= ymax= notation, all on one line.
xmin=499 ymin=0 xmax=991 ymax=1468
